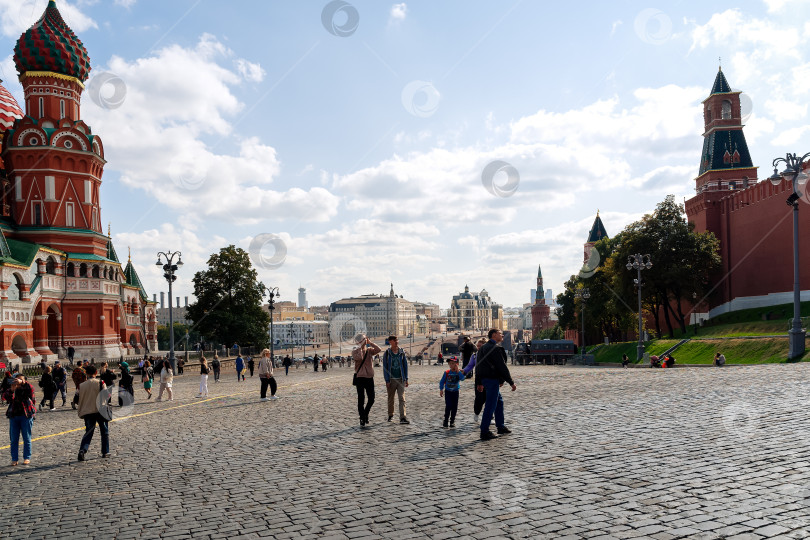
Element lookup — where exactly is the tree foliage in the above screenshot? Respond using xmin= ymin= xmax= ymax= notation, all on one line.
xmin=557 ymin=195 xmax=721 ymax=341
xmin=186 ymin=246 xmax=271 ymax=348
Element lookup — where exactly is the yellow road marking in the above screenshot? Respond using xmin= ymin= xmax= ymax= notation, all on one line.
xmin=1 ymin=376 xmax=339 ymax=450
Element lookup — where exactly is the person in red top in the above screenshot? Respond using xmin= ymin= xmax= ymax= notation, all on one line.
xmin=3 ymin=373 xmax=37 ymax=465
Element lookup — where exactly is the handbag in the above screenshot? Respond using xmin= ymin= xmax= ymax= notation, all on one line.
xmin=352 ymin=350 xmax=370 ymax=386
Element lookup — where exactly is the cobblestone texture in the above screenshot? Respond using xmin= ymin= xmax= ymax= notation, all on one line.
xmin=2 ymin=363 xmax=810 ymax=539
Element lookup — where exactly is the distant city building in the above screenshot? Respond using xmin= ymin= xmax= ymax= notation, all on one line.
xmin=449 ymin=286 xmax=498 ymax=331
xmin=413 ymin=302 xmax=441 ymax=320
xmin=545 ymin=289 xmax=554 ymax=305
xmin=329 ymin=284 xmax=417 ymax=339
xmin=269 ymin=320 xmax=329 ymax=348
xmin=530 ymin=289 xmax=537 ymax=304
xmin=297 ymin=287 xmax=308 ymax=309
xmin=156 ymin=306 xmax=190 ymax=326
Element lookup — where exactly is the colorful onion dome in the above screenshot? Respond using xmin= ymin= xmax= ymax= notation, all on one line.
xmin=14 ymin=0 xmax=91 ymax=83
xmin=0 ymin=81 xmax=23 ymax=132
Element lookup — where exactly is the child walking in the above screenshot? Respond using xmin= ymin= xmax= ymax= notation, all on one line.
xmin=439 ymin=358 xmax=465 ymax=428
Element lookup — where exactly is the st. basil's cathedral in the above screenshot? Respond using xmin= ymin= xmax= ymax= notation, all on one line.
xmin=0 ymin=1 xmax=157 ymax=364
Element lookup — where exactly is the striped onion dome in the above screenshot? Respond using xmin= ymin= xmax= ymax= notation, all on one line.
xmin=14 ymin=0 xmax=91 ymax=83
xmin=0 ymin=81 xmax=23 ymax=132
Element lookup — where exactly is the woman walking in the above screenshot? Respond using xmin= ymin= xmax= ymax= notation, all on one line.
xmin=197 ymin=357 xmax=210 ymax=398
xmin=142 ymin=361 xmax=154 ymax=399
xmin=156 ymin=362 xmax=174 ymax=402
xmin=353 ymin=334 xmax=381 ymax=427
xmin=38 ymin=366 xmax=56 ymax=412
xmin=258 ymin=349 xmax=277 ymax=401
xmin=3 ymin=374 xmax=36 ymax=465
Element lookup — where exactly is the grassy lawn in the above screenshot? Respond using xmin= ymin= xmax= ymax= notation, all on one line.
xmin=668 ymin=338 xmax=790 ymax=364
xmin=591 ymin=336 xmax=810 ymax=364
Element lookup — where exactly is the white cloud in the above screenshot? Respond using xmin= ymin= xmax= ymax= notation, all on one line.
xmin=0 ymin=0 xmax=97 ymax=38
xmin=389 ymin=3 xmax=407 ymax=23
xmin=114 ymin=0 xmax=137 ymax=7
xmin=82 ymin=34 xmax=340 ymax=225
xmin=235 ymin=59 xmax=266 ymax=83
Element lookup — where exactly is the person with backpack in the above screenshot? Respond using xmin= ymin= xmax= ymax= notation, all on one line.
xmin=439 ymin=357 xmax=466 ymax=428
xmin=52 ymin=361 xmax=67 ymax=407
xmin=76 ymin=365 xmax=110 ymax=461
xmin=71 ymin=362 xmax=87 ymax=410
xmin=118 ymin=362 xmax=134 ymax=406
xmin=4 ymin=373 xmax=36 ymax=465
xmin=38 ymin=366 xmax=56 ymax=412
xmin=382 ymin=335 xmax=410 ymax=424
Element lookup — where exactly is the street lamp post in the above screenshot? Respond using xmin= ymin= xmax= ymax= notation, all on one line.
xmin=304 ymin=328 xmax=312 ymax=363
xmin=575 ymin=288 xmax=590 ymax=356
xmin=768 ymin=153 xmax=810 ymax=359
xmin=626 ymin=254 xmax=652 ymax=362
xmin=267 ymin=287 xmax=279 ymax=365
xmin=155 ymin=251 xmax=183 ymax=374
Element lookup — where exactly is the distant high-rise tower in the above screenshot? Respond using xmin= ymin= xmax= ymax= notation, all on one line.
xmin=545 ymin=289 xmax=553 ymax=305
xmin=530 ymin=289 xmax=536 ymax=304
xmin=298 ymin=287 xmax=308 ymax=309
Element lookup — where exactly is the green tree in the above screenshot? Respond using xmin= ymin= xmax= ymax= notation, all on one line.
xmin=157 ymin=323 xmax=201 ymax=351
xmin=186 ymin=245 xmax=271 ymax=349
xmin=535 ymin=324 xmax=564 ymax=340
xmin=608 ymin=196 xmax=721 ymax=338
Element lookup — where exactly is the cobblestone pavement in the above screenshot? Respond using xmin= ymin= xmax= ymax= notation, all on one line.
xmin=2 ymin=363 xmax=810 ymax=539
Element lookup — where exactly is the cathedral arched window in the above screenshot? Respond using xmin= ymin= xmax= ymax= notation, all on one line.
xmin=45 ymin=257 xmax=56 ymax=275
xmin=722 ymin=100 xmax=732 ymax=120
xmin=66 ymin=262 xmax=75 ymax=277
xmin=79 ymin=263 xmax=87 ymax=277
xmin=92 ymin=265 xmax=100 ymax=278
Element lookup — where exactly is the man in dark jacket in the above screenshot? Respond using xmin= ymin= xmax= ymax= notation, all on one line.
xmin=475 ymin=328 xmax=516 ymax=440
xmin=460 ymin=337 xmax=476 ymax=371
xmin=52 ymin=361 xmax=68 ymax=406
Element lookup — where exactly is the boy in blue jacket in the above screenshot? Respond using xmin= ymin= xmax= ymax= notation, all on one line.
xmin=439 ymin=358 xmax=465 ymax=428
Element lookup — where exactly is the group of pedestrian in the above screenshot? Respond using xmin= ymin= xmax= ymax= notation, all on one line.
xmin=351 ymin=328 xmax=516 ymax=440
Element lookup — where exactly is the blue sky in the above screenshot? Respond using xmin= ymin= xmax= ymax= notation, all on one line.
xmin=1 ymin=0 xmax=809 ymax=309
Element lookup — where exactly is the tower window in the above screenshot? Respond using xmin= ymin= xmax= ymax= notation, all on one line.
xmin=722 ymin=100 xmax=732 ymax=120
xmin=32 ymin=202 xmax=42 ymax=225
xmin=66 ymin=202 xmax=75 ymax=227
xmin=77 ymin=314 xmax=82 ymax=327
xmin=38 ymin=97 xmax=43 ymax=118
xmin=60 ymin=100 xmax=65 ymax=119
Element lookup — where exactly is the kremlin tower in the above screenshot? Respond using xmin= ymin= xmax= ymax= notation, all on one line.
xmin=0 ymin=1 xmax=157 ymax=363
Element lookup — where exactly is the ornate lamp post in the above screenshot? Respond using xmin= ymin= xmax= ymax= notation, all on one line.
xmin=155 ymin=251 xmax=183 ymax=373
xmin=575 ymin=288 xmax=590 ymax=355
xmin=267 ymin=287 xmax=279 ymax=363
xmin=626 ymin=254 xmax=652 ymax=362
xmin=768 ymin=152 xmax=810 ymax=359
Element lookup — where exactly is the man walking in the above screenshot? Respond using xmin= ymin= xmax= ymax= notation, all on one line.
xmin=460 ymin=336 xmax=476 ymax=372
xmin=211 ymin=355 xmax=221 ymax=383
xmin=313 ymin=353 xmax=320 ymax=372
xmin=383 ymin=335 xmax=409 ymax=424
xmin=76 ymin=365 xmax=110 ymax=460
xmin=67 ymin=345 xmax=75 ymax=365
xmin=353 ymin=334 xmax=381 ymax=427
xmin=475 ymin=329 xmax=516 ymax=441
xmin=52 ymin=361 xmax=67 ymax=407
